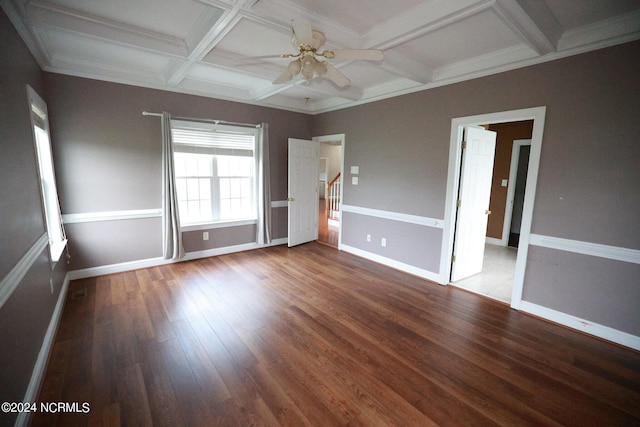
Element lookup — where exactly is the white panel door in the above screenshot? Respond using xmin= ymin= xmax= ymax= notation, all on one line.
xmin=288 ymin=138 xmax=319 ymax=247
xmin=451 ymin=127 xmax=497 ymax=281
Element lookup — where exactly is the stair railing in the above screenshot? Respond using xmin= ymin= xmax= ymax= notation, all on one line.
xmin=327 ymin=173 xmax=341 ymax=220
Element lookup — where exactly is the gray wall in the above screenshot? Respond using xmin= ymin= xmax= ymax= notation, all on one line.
xmin=313 ymin=41 xmax=640 ymax=336
xmin=0 ymin=9 xmax=69 ymax=426
xmin=44 ymin=73 xmax=313 ymax=270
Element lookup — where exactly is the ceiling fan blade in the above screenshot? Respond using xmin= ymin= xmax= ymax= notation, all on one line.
xmin=272 ymin=70 xmax=292 ymax=85
xmin=291 ymin=20 xmax=313 ymax=46
xmin=234 ymin=53 xmax=299 ymax=67
xmin=325 ymin=64 xmax=350 ymax=88
xmin=240 ymin=54 xmax=294 ymax=60
xmin=331 ymin=49 xmax=384 ymax=61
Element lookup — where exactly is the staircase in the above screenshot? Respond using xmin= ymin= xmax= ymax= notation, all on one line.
xmin=327 ymin=173 xmax=341 ymax=226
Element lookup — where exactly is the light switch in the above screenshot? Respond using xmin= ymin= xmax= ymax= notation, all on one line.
xmin=501 ymin=179 xmax=508 ymax=187
xmin=350 ymin=166 xmax=359 ymax=174
xmin=352 ymin=176 xmax=359 ymax=185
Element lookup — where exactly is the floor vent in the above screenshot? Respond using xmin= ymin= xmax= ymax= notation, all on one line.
xmin=71 ymin=288 xmax=88 ymax=299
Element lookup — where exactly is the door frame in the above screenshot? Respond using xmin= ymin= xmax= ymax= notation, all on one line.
xmin=312 ymin=133 xmax=345 ymax=249
xmin=500 ymin=139 xmax=532 ymax=247
xmin=439 ymin=107 xmax=546 ymax=309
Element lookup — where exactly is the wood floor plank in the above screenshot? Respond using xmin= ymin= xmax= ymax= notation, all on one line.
xmin=115 ymin=363 xmax=153 ymax=426
xmin=156 ymin=336 xmax=215 ymax=425
xmin=138 ymin=339 xmax=186 ymax=427
xmin=189 ymin=317 xmax=259 ymax=403
xmin=32 ymin=242 xmax=640 ymax=426
xmin=170 ymin=318 xmax=232 ymax=405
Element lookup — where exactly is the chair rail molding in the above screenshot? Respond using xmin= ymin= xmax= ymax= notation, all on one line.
xmin=529 ymin=234 xmax=640 ymax=264
xmin=0 ymin=233 xmax=49 ymax=309
xmin=342 ymin=204 xmax=443 ymax=229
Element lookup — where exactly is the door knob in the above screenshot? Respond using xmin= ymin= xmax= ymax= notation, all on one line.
xmin=485 ymin=209 xmax=491 ymax=215
xmin=288 ymin=197 xmax=295 ymax=202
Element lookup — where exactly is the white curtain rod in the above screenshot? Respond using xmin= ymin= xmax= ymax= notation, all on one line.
xmin=142 ymin=111 xmax=261 ymax=129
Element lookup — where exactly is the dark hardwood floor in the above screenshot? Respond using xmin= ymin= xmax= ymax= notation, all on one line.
xmin=32 ymin=243 xmax=640 ymax=426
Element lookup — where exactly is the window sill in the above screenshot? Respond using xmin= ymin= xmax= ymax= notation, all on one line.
xmin=180 ymin=219 xmax=257 ymax=232
xmin=50 ymin=239 xmax=68 ymax=268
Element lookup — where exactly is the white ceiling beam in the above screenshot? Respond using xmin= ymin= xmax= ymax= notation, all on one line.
xmin=362 ymin=0 xmax=494 ymax=50
xmin=251 ymin=82 xmax=291 ymax=101
xmin=249 ymin=0 xmax=361 ymax=48
xmin=302 ymin=79 xmax=364 ymax=101
xmin=558 ymin=9 xmax=640 ymax=52
xmin=166 ymin=9 xmax=241 ymax=86
xmin=252 ymin=76 xmax=363 ymax=102
xmin=381 ymin=50 xmax=433 ymax=84
xmin=493 ymin=0 xmax=560 ymax=55
xmin=166 ymin=7 xmax=294 ymax=87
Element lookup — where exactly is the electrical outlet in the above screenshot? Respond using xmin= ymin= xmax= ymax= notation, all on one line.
xmin=366 ymin=234 xmax=371 ymax=242
xmin=203 ymin=231 xmax=209 ymax=241
xmin=381 ymin=238 xmax=387 ymax=247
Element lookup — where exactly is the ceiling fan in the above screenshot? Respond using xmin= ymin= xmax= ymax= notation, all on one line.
xmin=258 ymin=21 xmax=383 ymax=88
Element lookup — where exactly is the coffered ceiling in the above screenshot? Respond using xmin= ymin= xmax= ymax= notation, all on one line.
xmin=4 ymin=0 xmax=640 ymax=114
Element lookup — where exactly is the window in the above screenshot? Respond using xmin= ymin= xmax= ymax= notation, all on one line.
xmin=171 ymin=120 xmax=258 ymax=227
xmin=27 ymin=85 xmax=67 ymax=263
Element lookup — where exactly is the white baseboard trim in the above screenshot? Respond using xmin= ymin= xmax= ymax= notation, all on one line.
xmin=519 ymin=301 xmax=640 ymax=351
xmin=529 ymin=234 xmax=640 ymax=265
xmin=485 ymin=237 xmax=505 ymax=246
xmin=68 ymin=238 xmax=288 ymax=280
xmin=340 ymin=244 xmax=441 ymax=284
xmin=16 ymin=273 xmax=70 ymax=427
xmin=342 ymin=204 xmax=443 ymax=229
xmin=0 ymin=233 xmax=49 ymax=310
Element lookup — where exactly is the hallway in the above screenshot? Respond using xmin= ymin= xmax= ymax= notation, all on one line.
xmin=451 ymin=244 xmax=517 ymax=304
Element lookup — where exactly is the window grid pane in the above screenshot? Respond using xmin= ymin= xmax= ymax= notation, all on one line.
xmin=173 ymin=139 xmax=256 ymax=225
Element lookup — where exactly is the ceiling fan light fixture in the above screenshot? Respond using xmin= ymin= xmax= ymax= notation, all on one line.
xmin=287 ymin=58 xmax=302 ymax=77
xmin=270 ymin=21 xmax=384 ymax=87
xmin=301 ymin=62 xmax=315 ymax=80
xmin=315 ymin=60 xmax=327 ymax=76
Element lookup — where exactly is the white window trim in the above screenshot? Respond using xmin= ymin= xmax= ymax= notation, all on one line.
xmin=27 ymin=85 xmax=67 ymax=268
xmin=172 ymin=119 xmax=259 ymax=227
xmin=180 ymin=219 xmax=258 ymax=232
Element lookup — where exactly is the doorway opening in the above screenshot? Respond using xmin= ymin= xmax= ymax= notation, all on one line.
xmin=313 ymin=134 xmax=344 ymax=248
xmin=440 ymin=107 xmax=546 ymax=309
xmin=452 ymin=125 xmax=533 ymax=303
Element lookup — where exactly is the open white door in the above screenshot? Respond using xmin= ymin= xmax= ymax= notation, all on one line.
xmin=288 ymin=138 xmax=320 ymax=247
xmin=451 ymin=126 xmax=497 ymax=281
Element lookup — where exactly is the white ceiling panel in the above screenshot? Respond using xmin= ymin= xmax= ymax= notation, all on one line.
xmin=336 ymin=62 xmax=401 ymax=87
xmin=210 ymin=17 xmax=292 ymax=59
xmin=4 ymin=0 xmax=640 ymax=113
xmin=42 ymin=29 xmax=175 ymax=72
xmin=187 ymin=62 xmax=269 ymax=89
xmin=43 ymin=0 xmax=212 ymax=39
xmin=392 ymin=10 xmax=522 ymax=69
xmin=279 ymin=0 xmax=426 ymax=33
